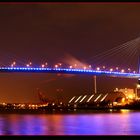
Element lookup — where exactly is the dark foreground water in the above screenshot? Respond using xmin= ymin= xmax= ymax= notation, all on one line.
xmin=0 ymin=109 xmax=140 ymax=135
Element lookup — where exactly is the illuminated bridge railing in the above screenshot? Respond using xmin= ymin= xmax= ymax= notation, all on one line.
xmin=0 ymin=67 xmax=139 ymax=78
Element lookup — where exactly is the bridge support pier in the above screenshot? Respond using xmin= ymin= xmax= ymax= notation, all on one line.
xmin=94 ymin=75 xmax=97 ymax=94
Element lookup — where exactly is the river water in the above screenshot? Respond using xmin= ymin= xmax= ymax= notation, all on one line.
xmin=0 ymin=109 xmax=140 ymax=135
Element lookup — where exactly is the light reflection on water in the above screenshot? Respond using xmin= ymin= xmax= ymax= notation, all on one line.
xmin=0 ymin=110 xmax=140 ymax=135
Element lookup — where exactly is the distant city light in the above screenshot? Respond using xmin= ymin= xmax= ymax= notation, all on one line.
xmin=137 ymin=84 xmax=140 ymax=88
xmin=121 ymin=98 xmax=125 ymax=103
xmin=128 ymin=94 xmax=134 ymax=99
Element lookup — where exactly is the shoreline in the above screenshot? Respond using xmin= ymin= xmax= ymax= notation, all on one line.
xmin=0 ymin=107 xmax=139 ymax=114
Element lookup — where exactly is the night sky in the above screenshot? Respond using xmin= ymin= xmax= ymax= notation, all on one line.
xmin=0 ymin=3 xmax=139 ymax=103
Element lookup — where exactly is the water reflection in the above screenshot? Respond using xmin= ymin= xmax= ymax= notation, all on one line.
xmin=0 ymin=111 xmax=140 ymax=135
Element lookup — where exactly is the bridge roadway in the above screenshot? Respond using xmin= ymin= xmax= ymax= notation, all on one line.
xmin=0 ymin=67 xmax=139 ymax=78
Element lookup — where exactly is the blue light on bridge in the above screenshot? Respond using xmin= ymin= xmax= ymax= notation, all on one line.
xmin=0 ymin=67 xmax=139 ymax=78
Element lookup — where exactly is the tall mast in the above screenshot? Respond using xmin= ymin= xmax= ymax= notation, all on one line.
xmin=94 ymin=75 xmax=97 ymax=94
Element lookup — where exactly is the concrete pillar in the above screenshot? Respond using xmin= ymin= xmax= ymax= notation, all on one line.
xmin=94 ymin=75 xmax=97 ymax=94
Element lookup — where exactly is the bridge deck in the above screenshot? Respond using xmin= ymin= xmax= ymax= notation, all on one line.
xmin=0 ymin=67 xmax=139 ymax=78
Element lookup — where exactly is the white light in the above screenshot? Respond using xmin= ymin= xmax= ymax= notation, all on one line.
xmin=96 ymin=67 xmax=100 ymax=71
xmin=87 ymin=95 xmax=94 ymax=102
xmin=80 ymin=95 xmax=87 ymax=102
xmin=83 ymin=66 xmax=86 ymax=70
xmin=94 ymin=94 xmax=102 ymax=102
xmin=13 ymin=61 xmax=16 ymax=65
xmin=75 ymin=96 xmax=82 ymax=103
xmin=110 ymin=68 xmax=113 ymax=72
xmin=89 ymin=65 xmax=92 ymax=68
xmin=121 ymin=69 xmax=125 ymax=73
xmin=26 ymin=64 xmax=29 ymax=67
xmin=137 ymin=84 xmax=140 ymax=88
xmin=69 ymin=96 xmax=76 ymax=103
xmin=100 ymin=94 xmax=108 ymax=102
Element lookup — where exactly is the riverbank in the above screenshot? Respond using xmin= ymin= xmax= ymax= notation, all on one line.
xmin=0 ymin=100 xmax=140 ymax=114
xmin=0 ymin=107 xmax=139 ymax=114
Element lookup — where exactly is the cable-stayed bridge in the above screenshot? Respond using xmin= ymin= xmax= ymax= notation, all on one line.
xmin=0 ymin=36 xmax=140 ymax=79
xmin=0 ymin=67 xmax=139 ymax=79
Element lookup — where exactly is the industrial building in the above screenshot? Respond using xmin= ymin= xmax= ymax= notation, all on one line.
xmin=68 ymin=88 xmax=136 ymax=108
